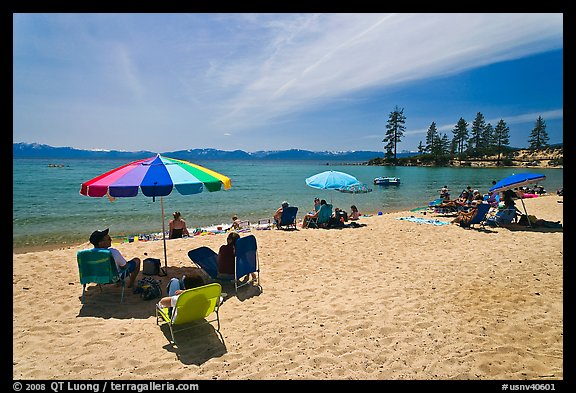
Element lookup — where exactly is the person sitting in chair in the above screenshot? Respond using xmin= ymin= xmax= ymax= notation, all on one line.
xmin=313 ymin=197 xmax=321 ymax=212
xmin=217 ymin=232 xmax=257 ymax=282
xmin=273 ymin=201 xmax=289 ymax=224
xmin=89 ymin=228 xmax=141 ymax=288
xmin=218 ymin=232 xmax=240 ymax=277
xmin=450 ymin=201 xmax=481 ymax=226
xmin=302 ymin=199 xmax=327 ymax=227
xmin=437 ymin=190 xmax=470 ymax=211
xmin=158 ymin=274 xmax=206 ymax=310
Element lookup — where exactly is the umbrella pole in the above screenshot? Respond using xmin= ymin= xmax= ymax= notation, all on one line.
xmin=519 ymin=197 xmax=532 ymax=228
xmin=161 ymin=196 xmax=168 ymax=273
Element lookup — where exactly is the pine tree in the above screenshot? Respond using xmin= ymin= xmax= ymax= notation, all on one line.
xmin=528 ymin=116 xmax=550 ymax=150
xmin=440 ymin=133 xmax=450 ymax=155
xmin=382 ymin=105 xmax=406 ymax=160
xmin=425 ymin=121 xmax=438 ymax=154
xmin=431 ymin=133 xmax=449 ymax=156
xmin=482 ymin=123 xmax=495 ymax=154
xmin=417 ymin=141 xmax=425 ymax=154
xmin=469 ymin=112 xmax=486 ymax=155
xmin=452 ymin=117 xmax=469 ymax=155
xmin=493 ymin=119 xmax=510 ymax=166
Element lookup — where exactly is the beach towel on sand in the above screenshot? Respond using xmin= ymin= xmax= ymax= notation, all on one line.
xmin=397 ymin=216 xmax=449 ymax=226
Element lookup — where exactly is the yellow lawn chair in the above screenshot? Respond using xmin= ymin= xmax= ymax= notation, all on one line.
xmin=155 ymin=283 xmax=224 ymax=343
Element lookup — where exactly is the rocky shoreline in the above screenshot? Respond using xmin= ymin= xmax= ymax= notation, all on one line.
xmin=366 ymin=147 xmax=563 ymax=168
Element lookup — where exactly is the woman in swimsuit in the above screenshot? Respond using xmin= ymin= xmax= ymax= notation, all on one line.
xmin=169 ymin=211 xmax=190 ymax=239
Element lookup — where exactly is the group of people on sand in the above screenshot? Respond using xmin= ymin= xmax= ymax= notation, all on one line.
xmin=170 ymin=197 xmax=364 ymax=238
xmin=87 ymin=225 xmax=254 ymax=306
xmin=273 ymin=198 xmax=362 ymax=229
xmin=433 ymin=183 xmax=523 ymax=227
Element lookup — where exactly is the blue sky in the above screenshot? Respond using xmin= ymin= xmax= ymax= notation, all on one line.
xmin=13 ymin=13 xmax=563 ymax=153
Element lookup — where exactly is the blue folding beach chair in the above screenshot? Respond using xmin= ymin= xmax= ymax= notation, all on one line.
xmin=460 ymin=202 xmax=491 ymax=229
xmin=276 ymin=206 xmax=298 ymax=230
xmin=187 ymin=246 xmax=219 ymax=280
xmin=234 ymin=234 xmax=260 ymax=292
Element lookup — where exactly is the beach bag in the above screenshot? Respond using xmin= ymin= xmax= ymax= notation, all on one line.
xmin=134 ymin=277 xmax=162 ymax=300
xmin=142 ymin=258 xmax=161 ymax=275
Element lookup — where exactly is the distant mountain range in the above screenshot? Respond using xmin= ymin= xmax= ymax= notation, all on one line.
xmin=13 ymin=142 xmax=418 ymax=161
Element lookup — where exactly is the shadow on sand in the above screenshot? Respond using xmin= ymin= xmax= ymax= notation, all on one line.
xmin=159 ymin=320 xmax=227 ymax=365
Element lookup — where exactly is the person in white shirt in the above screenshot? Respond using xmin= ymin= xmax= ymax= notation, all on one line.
xmin=89 ymin=228 xmax=141 ymax=288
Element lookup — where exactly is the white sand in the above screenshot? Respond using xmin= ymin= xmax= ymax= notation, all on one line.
xmin=13 ymin=195 xmax=563 ymax=380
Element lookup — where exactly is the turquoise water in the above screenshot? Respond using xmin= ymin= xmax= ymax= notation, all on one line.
xmin=12 ymin=158 xmax=563 ymax=250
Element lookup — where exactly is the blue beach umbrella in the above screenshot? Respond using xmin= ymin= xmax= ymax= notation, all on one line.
xmin=489 ymin=172 xmax=546 ymax=227
xmin=305 ymin=170 xmax=360 ymax=190
xmin=489 ymin=173 xmax=546 ymax=194
xmin=305 ymin=170 xmax=361 ymax=204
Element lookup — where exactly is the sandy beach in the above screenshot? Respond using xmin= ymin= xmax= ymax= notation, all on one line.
xmin=13 ymin=195 xmax=564 ymax=380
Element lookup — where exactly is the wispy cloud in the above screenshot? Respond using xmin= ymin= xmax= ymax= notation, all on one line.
xmin=13 ymin=13 xmax=563 ymax=151
xmin=211 ymin=13 xmax=562 ymax=129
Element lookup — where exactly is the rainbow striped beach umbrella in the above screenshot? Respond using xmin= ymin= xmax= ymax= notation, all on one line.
xmin=80 ymin=154 xmax=231 ymax=272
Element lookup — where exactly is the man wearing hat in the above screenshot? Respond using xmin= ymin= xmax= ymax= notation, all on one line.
xmin=90 ymin=228 xmax=141 ymax=288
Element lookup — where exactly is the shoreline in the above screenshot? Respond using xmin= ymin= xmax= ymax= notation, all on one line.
xmin=11 ymin=195 xmax=560 ymax=255
xmin=12 ymin=205 xmax=411 ymax=255
xmin=13 ymin=193 xmax=561 ymax=255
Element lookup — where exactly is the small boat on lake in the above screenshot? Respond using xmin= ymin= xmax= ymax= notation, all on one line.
xmin=374 ymin=176 xmax=400 ymax=185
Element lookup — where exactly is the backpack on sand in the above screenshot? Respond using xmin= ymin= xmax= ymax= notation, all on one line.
xmin=134 ymin=277 xmax=162 ymax=300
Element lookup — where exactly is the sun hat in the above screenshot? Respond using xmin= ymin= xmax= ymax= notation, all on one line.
xmin=281 ymin=201 xmax=289 ymax=208
xmin=89 ymin=228 xmax=109 ymax=246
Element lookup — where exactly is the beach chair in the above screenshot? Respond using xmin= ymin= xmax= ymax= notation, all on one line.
xmin=187 ymin=247 xmax=219 ymax=280
xmin=485 ymin=208 xmax=518 ymax=227
xmin=484 ymin=193 xmax=501 ymax=207
xmin=77 ymin=249 xmax=127 ymax=303
xmin=187 ymin=236 xmax=260 ymax=292
xmin=460 ymin=202 xmax=491 ymax=229
xmin=237 ymin=220 xmax=251 ymax=232
xmin=276 ymin=206 xmax=298 ymax=229
xmin=428 ymin=197 xmax=444 ymax=207
xmin=429 ymin=198 xmax=457 ymax=215
xmin=234 ymin=234 xmax=260 ymax=292
xmin=155 ymin=283 xmax=224 ymax=344
xmin=308 ymin=203 xmax=333 ymax=228
xmin=255 ymin=218 xmax=271 ymax=230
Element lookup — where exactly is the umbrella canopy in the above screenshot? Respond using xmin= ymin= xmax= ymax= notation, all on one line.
xmin=489 ymin=173 xmax=546 ymax=194
xmin=489 ymin=172 xmax=546 ymax=227
xmin=305 ymin=170 xmax=360 ymax=190
xmin=80 ymin=154 xmax=231 ymax=272
xmin=81 ymin=154 xmax=231 ymax=198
